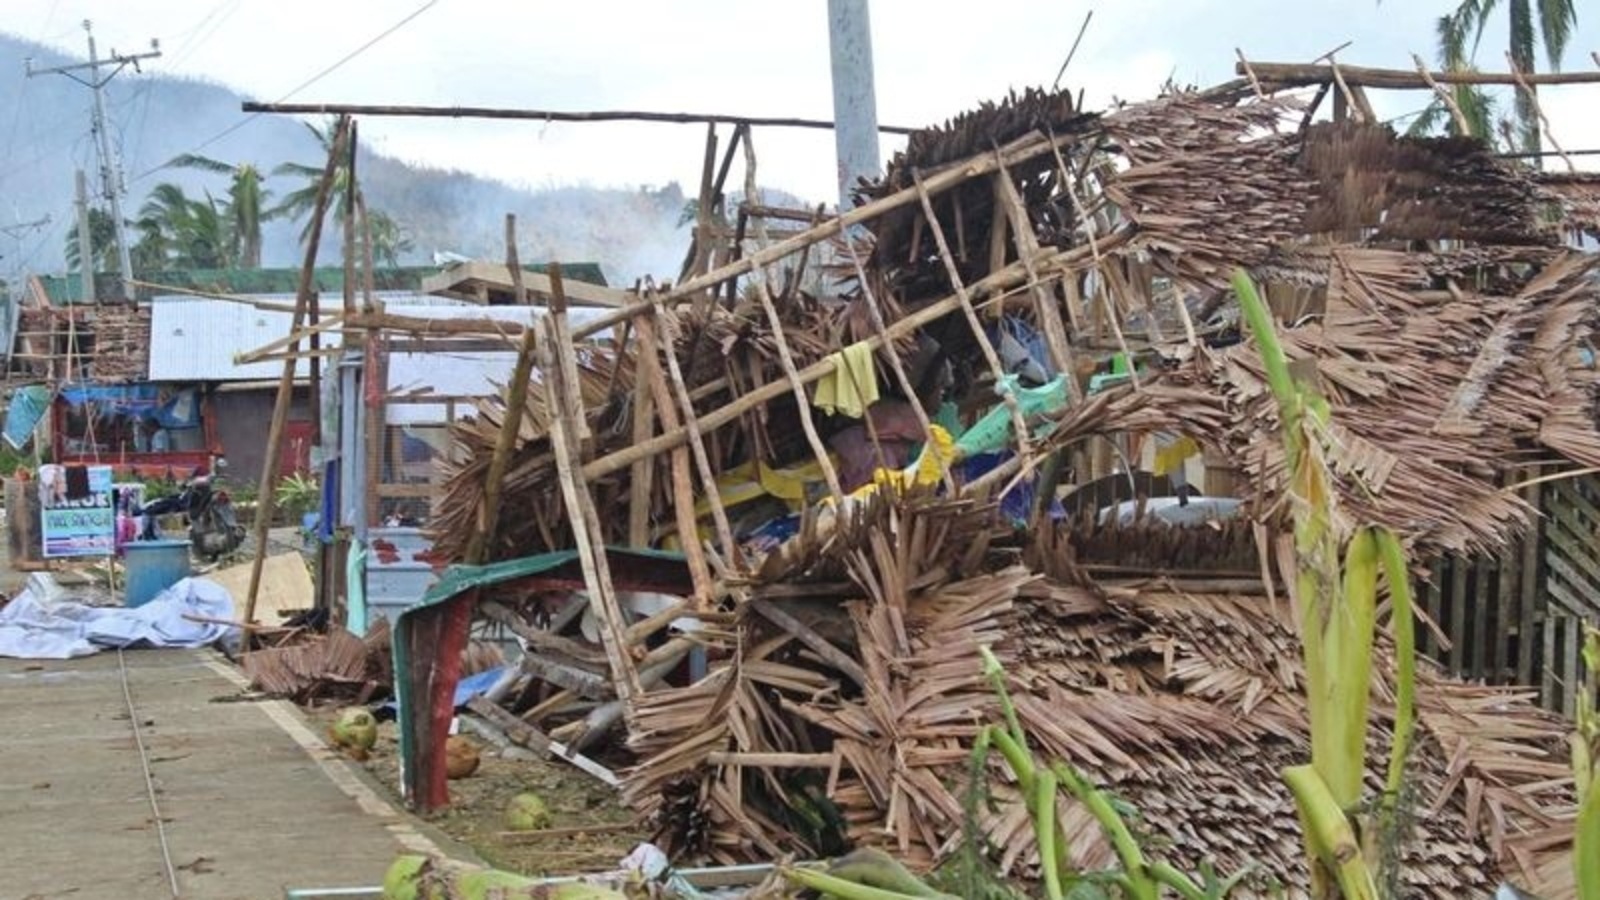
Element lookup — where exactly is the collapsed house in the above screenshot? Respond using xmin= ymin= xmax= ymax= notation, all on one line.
xmin=392 ymin=70 xmax=1600 ymax=897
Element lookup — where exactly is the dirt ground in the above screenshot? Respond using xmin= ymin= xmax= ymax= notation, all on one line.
xmin=317 ymin=710 xmax=651 ymax=877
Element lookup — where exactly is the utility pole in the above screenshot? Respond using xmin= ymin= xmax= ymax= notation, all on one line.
xmin=826 ymin=0 xmax=881 ymax=213
xmin=27 ymin=20 xmax=160 ymax=301
xmin=75 ymin=171 xmax=94 ymax=304
xmin=0 ymin=213 xmax=51 ymax=300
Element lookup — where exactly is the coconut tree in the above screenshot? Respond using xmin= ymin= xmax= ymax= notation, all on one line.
xmin=1432 ymin=0 xmax=1578 ymax=151
xmin=365 ymin=208 xmax=414 ymax=267
xmin=135 ymin=183 xmax=233 ymax=270
xmin=63 ymin=207 xmax=120 ymax=274
xmin=167 ymin=154 xmax=273 ymax=268
xmin=269 ymin=119 xmax=352 ymax=245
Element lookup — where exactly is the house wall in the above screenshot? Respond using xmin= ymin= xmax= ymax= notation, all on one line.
xmin=211 ymin=386 xmax=312 ymax=485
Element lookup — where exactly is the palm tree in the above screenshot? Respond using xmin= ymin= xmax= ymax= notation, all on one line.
xmin=63 ymin=207 xmax=119 ymax=273
xmin=135 ymin=183 xmax=233 ymax=270
xmin=1432 ymin=0 xmax=1578 ymax=151
xmin=365 ymin=208 xmax=414 ymax=267
xmin=269 ymin=119 xmax=352 ymax=245
xmin=271 ymin=119 xmax=412 ymax=267
xmin=168 ymin=154 xmax=273 ymax=268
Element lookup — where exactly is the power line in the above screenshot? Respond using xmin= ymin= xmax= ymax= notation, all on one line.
xmin=27 ymin=20 xmax=162 ymax=295
xmin=132 ymin=0 xmax=438 ymax=182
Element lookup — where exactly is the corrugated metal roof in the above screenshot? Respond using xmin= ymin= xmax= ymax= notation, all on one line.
xmin=146 ymin=297 xmax=612 ymax=399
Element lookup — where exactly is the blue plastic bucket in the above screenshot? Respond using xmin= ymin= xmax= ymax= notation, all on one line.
xmin=124 ymin=540 xmax=194 ymax=608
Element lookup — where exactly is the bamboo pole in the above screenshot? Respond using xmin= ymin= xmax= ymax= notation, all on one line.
xmin=569 ymin=128 xmax=1083 ymax=343
xmin=911 ymin=170 xmax=1036 ymax=465
xmin=241 ymin=116 xmax=349 ymax=638
xmin=839 ymin=235 xmax=954 ymax=493
xmin=581 ymin=233 xmax=1125 ymax=481
xmin=1412 ymin=54 xmax=1472 ymax=137
xmin=539 ymin=287 xmax=641 ymax=712
xmin=632 ymin=313 xmax=714 ymax=601
xmin=241 ymin=100 xmax=916 ymax=133
xmin=741 ymin=136 xmax=845 ymax=504
xmin=651 ymin=294 xmax=744 ymax=572
xmin=1236 ymin=60 xmax=1600 ymax=89
xmin=1505 ymin=52 xmax=1578 ymax=174
xmin=990 ymin=162 xmax=1086 ymax=396
xmin=463 ymin=215 xmax=538 ymax=565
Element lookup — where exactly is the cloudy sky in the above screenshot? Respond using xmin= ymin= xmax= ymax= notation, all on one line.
xmin=6 ymin=0 xmax=1600 ymax=205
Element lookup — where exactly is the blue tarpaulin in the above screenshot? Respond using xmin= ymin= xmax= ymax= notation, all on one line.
xmin=3 ymin=384 xmax=51 ymax=449
xmin=58 ymin=383 xmax=201 ymax=429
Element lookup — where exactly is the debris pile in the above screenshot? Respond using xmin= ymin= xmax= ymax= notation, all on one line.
xmin=404 ymin=72 xmax=1599 ymax=897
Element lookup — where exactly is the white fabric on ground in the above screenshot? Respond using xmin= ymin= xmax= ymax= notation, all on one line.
xmin=0 ymin=577 xmax=237 ymax=660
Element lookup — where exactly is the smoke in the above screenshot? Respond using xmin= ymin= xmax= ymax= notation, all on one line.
xmin=0 ymin=31 xmax=723 ymax=287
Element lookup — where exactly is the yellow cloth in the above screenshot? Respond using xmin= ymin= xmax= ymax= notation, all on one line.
xmin=1153 ymin=435 xmax=1200 ymax=476
xmin=813 ymin=341 xmax=879 ymax=418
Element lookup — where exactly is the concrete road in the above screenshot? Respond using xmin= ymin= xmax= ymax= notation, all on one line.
xmin=0 ymin=649 xmax=455 ymax=899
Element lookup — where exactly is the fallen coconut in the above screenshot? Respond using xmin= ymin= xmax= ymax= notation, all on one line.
xmin=504 ymin=792 xmax=552 ymax=831
xmin=444 ymin=735 xmax=480 ymax=779
xmin=329 ymin=707 xmax=378 ymax=760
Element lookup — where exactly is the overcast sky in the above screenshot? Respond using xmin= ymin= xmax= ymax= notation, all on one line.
xmin=6 ymin=0 xmax=1600 ymax=205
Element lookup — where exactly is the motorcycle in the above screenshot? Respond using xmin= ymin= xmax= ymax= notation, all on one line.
xmin=137 ymin=470 xmax=247 ymax=561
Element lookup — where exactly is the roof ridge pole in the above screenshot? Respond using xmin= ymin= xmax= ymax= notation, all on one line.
xmin=827 ymin=0 xmax=882 ymax=214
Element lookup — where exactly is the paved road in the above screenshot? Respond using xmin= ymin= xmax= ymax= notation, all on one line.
xmin=0 ymin=649 xmax=454 ymax=899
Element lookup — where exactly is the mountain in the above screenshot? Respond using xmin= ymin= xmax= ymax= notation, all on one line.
xmin=0 ymin=31 xmax=710 ymax=285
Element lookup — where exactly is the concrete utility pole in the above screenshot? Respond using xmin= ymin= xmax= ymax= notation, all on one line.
xmin=826 ymin=0 xmax=882 ymax=213
xmin=74 ymin=171 xmax=94 ymax=304
xmin=27 ymin=20 xmax=161 ymax=301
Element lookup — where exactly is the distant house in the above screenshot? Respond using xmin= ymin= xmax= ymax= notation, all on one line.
xmin=1 ymin=263 xmax=612 ymax=483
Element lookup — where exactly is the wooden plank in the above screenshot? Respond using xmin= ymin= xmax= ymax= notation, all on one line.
xmin=1495 ymin=552 xmax=1517 ymax=684
xmin=1448 ymin=555 xmax=1468 ymax=675
xmin=749 ymin=597 xmax=868 ymax=689
xmin=632 ymin=313 xmax=713 ymax=602
xmin=419 ymin=262 xmax=630 ymax=308
xmin=376 ymin=483 xmax=437 ymax=499
xmin=1565 ymin=614 xmax=1582 ymax=718
xmin=1471 ymin=553 xmax=1492 ymax=680
xmin=1519 ymin=470 xmax=1543 ymax=686
xmin=705 ymin=752 xmax=838 ymax=768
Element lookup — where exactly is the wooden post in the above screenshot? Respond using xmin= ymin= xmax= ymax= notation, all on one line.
xmin=633 ymin=312 xmax=714 ymax=603
xmin=241 ymin=116 xmax=349 ymax=639
xmin=626 ymin=323 xmax=657 ymax=548
xmin=652 ymin=295 xmax=744 ymax=571
xmin=539 ymin=273 xmax=641 ymax=712
xmin=463 ymin=215 xmax=537 ymax=565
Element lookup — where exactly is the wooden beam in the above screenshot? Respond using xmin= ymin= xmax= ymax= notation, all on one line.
xmin=568 ymin=127 xmax=1084 ymax=343
xmin=1238 ymin=60 xmax=1600 ymax=90
xmin=419 ymin=262 xmax=630 ymax=308
xmin=242 ymin=100 xmax=916 ymax=134
xmin=463 ymin=215 xmax=540 ymax=565
xmin=580 ymin=232 xmax=1124 ymax=482
xmin=539 ymin=267 xmax=641 ymax=715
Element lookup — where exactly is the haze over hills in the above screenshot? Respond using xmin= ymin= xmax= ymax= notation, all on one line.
xmin=0 ymin=31 xmax=763 ymax=286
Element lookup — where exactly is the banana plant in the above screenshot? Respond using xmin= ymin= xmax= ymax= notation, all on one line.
xmin=1234 ymin=270 xmax=1417 ymax=899
xmin=1574 ymin=627 xmax=1599 ymax=900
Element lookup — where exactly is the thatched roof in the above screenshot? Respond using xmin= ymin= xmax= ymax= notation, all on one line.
xmin=420 ymin=74 xmax=1599 ymax=896
xmin=622 ymin=538 xmax=1575 ymax=897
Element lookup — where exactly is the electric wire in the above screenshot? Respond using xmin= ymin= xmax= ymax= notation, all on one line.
xmin=116 ymin=648 xmax=182 ymax=899
xmin=132 ymin=0 xmax=438 ymax=184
